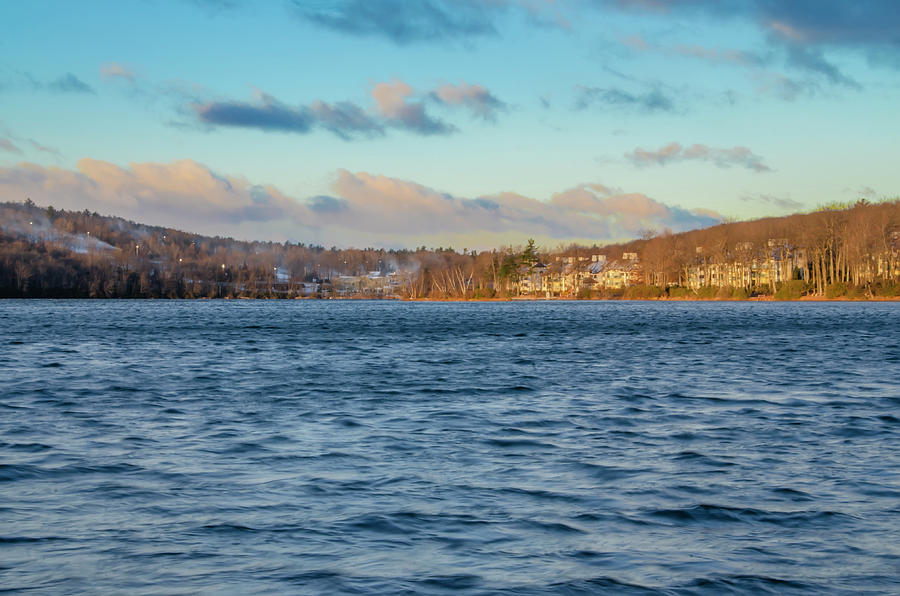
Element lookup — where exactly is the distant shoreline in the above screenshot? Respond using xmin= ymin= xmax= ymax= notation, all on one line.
xmin=5 ymin=201 xmax=900 ymax=302
xmin=411 ymin=294 xmax=900 ymax=302
xmin=4 ymin=295 xmax=899 ymax=302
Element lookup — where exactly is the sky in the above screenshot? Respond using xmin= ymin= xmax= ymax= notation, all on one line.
xmin=1 ymin=0 xmax=898 ymax=250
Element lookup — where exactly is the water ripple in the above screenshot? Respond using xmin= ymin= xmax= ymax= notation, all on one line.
xmin=1 ymin=300 xmax=899 ymax=594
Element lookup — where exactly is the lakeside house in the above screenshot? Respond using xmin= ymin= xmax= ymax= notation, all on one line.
xmin=590 ymin=253 xmax=642 ymax=290
xmin=516 ymin=252 xmax=644 ymax=296
xmin=511 ymin=240 xmax=821 ymax=297
xmin=687 ymin=239 xmax=808 ymax=291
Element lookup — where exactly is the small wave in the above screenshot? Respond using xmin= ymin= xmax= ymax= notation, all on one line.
xmin=339 ymin=513 xmax=411 ymax=535
xmin=0 ymin=462 xmax=144 ymax=482
xmin=0 ymin=536 xmax=65 ymax=544
xmin=107 ymin=385 xmax=140 ymax=393
xmin=573 ymin=512 xmax=652 ymax=529
xmin=45 ymin=347 xmax=78 ymax=354
xmin=512 ymin=418 xmax=570 ymax=429
xmin=0 ymin=463 xmax=44 ymax=482
xmin=836 ymin=425 xmax=882 ymax=438
xmin=672 ymin=451 xmax=737 ymax=467
xmin=569 ymin=549 xmax=616 ymax=561
xmin=516 ymin=519 xmax=586 ymax=534
xmin=647 ymin=504 xmax=852 ymax=527
xmin=215 ymin=442 xmax=274 ymax=454
xmin=333 ymin=417 xmax=366 ymax=428
xmin=771 ymin=487 xmax=814 ymax=501
xmin=0 ymin=442 xmax=52 ymax=453
xmin=200 ymin=523 xmax=258 ymax=533
xmin=649 ymin=504 xmax=763 ymax=523
xmin=671 ymin=431 xmax=699 ymax=441
xmin=0 ymin=402 xmax=29 ymax=410
xmin=75 ymin=462 xmax=146 ymax=475
xmin=577 ymin=462 xmax=639 ymax=481
xmin=495 ymin=486 xmax=584 ymax=503
xmin=483 ymin=437 xmax=556 ymax=449
xmin=416 ymin=574 xmax=483 ymax=590
xmin=530 ymin=576 xmax=655 ymax=595
xmin=507 ymin=385 xmax=536 ymax=392
xmin=418 ymin=386 xmax=466 ymax=395
xmin=320 ymin=450 xmax=364 ymax=459
xmin=847 ymin=481 xmax=900 ymax=499
xmin=280 ymin=570 xmax=345 ymax=587
xmin=680 ymin=573 xmax=817 ymax=594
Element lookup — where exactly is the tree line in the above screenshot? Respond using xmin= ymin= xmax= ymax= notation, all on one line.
xmin=1 ymin=198 xmax=898 ymax=299
xmin=638 ymin=199 xmax=899 ymax=299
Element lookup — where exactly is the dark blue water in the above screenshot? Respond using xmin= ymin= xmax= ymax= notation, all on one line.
xmin=2 ymin=301 xmax=899 ymax=595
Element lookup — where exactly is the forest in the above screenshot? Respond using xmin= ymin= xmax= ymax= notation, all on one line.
xmin=1 ymin=197 xmax=898 ymax=299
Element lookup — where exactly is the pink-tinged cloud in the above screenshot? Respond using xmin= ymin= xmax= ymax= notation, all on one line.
xmin=320 ymin=171 xmax=719 ymax=243
xmin=371 ymin=80 xmax=413 ymax=118
xmin=431 ymin=81 xmax=507 ymax=121
xmin=0 ymin=159 xmax=315 ymax=240
xmin=0 ymin=139 xmax=22 ymax=154
xmin=100 ymin=62 xmax=135 ymax=82
xmin=371 ymin=79 xmax=454 ymax=135
xmin=548 ymin=184 xmax=682 ymax=234
xmin=0 ymin=160 xmax=720 ymax=248
xmin=626 ymin=142 xmax=771 ymax=172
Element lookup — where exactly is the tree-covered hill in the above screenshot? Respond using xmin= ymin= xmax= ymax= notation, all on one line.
xmin=1 ymin=198 xmax=898 ymax=299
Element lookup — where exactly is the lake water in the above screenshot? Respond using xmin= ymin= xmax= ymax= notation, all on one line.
xmin=1 ymin=300 xmax=899 ymax=595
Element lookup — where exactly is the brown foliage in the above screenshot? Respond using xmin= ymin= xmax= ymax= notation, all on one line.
xmin=1 ymin=198 xmax=898 ymax=299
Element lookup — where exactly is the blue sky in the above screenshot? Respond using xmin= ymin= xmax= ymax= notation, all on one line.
xmin=1 ymin=0 xmax=898 ymax=249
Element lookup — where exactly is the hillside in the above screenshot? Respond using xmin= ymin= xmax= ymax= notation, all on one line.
xmin=1 ymin=198 xmax=898 ymax=299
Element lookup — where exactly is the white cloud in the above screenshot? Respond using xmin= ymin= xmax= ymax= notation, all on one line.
xmin=0 ymin=159 xmax=721 ymax=248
